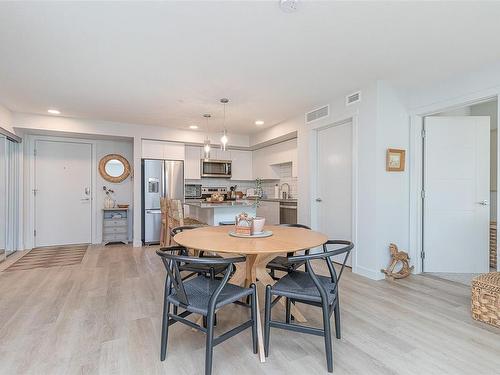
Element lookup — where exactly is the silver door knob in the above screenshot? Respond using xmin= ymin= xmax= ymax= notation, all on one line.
xmin=478 ymin=200 xmax=489 ymax=206
xmin=315 ymin=198 xmax=322 ymax=202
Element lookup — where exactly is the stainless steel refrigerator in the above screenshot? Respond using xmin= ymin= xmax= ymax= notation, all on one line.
xmin=142 ymin=159 xmax=184 ymax=244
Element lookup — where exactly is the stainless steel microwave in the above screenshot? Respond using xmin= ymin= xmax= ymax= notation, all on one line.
xmin=201 ymin=159 xmax=232 ymax=178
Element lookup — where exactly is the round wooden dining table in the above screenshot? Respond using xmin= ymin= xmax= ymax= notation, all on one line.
xmin=174 ymin=224 xmax=328 ymax=363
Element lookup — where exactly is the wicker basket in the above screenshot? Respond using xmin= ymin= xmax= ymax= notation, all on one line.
xmin=471 ymin=272 xmax=500 ymax=328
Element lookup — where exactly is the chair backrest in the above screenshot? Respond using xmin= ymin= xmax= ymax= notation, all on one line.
xmin=170 ymin=225 xmax=200 ymax=237
xmin=156 ymin=246 xmax=246 ymax=307
xmin=287 ymin=240 xmax=354 ymax=299
xmin=280 ymin=223 xmax=311 ymax=256
xmin=280 ymin=223 xmax=311 ymax=230
xmin=167 ymin=199 xmax=185 ymax=224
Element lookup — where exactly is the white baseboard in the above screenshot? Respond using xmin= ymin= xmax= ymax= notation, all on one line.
xmin=133 ymin=240 xmax=142 ymax=248
xmin=354 ymin=265 xmax=385 ymax=280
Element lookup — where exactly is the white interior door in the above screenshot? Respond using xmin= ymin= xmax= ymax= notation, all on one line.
xmin=424 ymin=116 xmax=490 ymax=273
xmin=35 ymin=140 xmax=92 ymax=247
xmin=316 ymin=122 xmax=353 ymax=266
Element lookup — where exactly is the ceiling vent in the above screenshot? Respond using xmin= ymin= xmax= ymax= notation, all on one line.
xmin=305 ymin=105 xmax=329 ymax=124
xmin=346 ymin=91 xmax=361 ymax=106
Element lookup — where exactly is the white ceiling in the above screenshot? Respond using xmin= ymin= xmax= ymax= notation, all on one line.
xmin=1 ymin=1 xmax=500 ymax=134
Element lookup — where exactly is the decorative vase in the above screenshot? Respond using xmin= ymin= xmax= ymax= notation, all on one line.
xmin=252 ymin=217 xmax=266 ymax=234
xmin=104 ymin=195 xmax=115 ymax=209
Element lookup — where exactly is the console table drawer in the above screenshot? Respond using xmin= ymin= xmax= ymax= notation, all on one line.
xmin=104 ymin=219 xmax=128 ymax=227
xmin=103 ymin=226 xmax=128 ymax=234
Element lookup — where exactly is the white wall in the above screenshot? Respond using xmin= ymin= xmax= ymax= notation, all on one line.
xmin=0 ymin=103 xmax=13 ymax=133
xmin=22 ymin=135 xmax=134 ymax=249
xmin=11 ymin=112 xmax=251 ymax=247
xmin=95 ymin=140 xmax=134 ymax=242
xmin=375 ymin=81 xmax=410 ymax=272
xmin=296 ymin=81 xmax=383 ymax=279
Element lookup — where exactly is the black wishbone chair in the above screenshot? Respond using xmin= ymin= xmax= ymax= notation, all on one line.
xmin=157 ymin=246 xmax=258 ymax=375
xmin=266 ymin=223 xmax=312 ymax=280
xmin=170 ymin=226 xmax=225 ymax=280
xmin=264 ymin=240 xmax=354 ymax=373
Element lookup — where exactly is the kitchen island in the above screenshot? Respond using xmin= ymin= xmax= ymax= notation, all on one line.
xmin=184 ymin=200 xmax=257 ymax=226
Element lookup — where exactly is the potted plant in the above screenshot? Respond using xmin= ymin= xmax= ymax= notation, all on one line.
xmin=252 ymin=178 xmax=266 ymax=234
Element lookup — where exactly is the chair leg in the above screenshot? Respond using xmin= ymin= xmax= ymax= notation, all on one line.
xmin=285 ymin=298 xmax=291 ymax=324
xmin=264 ymin=285 xmax=272 ymax=357
xmin=205 ymin=309 xmax=216 ymax=375
xmin=250 ymin=284 xmax=258 ymax=354
xmin=322 ymin=302 xmax=334 ymax=372
xmin=160 ymin=300 xmax=170 ymax=361
xmin=334 ymin=299 xmax=341 ymax=339
xmin=269 ymin=268 xmax=275 ymax=280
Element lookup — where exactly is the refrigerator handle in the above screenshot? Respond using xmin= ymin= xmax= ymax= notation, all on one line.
xmin=160 ymin=161 xmax=165 ymax=198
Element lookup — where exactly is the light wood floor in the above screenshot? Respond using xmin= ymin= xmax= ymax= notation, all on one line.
xmin=0 ymin=244 xmax=498 ymax=375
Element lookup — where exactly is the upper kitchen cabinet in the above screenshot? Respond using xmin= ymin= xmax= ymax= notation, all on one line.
xmin=252 ymin=138 xmax=298 ymax=179
xmin=230 ymin=150 xmax=253 ymax=180
xmin=142 ymin=140 xmax=185 ymax=161
xmin=210 ymin=149 xmax=231 ymax=161
xmin=185 ymin=145 xmax=202 ymax=179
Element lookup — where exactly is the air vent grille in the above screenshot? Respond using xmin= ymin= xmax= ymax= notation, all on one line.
xmin=346 ymin=91 xmax=361 ymax=106
xmin=305 ymin=105 xmax=329 ymax=124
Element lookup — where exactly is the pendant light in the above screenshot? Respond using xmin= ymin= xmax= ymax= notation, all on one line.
xmin=220 ymin=98 xmax=229 ymax=151
xmin=203 ymin=114 xmax=211 ymax=159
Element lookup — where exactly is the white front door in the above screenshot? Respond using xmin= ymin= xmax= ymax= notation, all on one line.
xmin=424 ymin=116 xmax=490 ymax=273
xmin=316 ymin=122 xmax=353 ymax=266
xmin=34 ymin=140 xmax=92 ymax=247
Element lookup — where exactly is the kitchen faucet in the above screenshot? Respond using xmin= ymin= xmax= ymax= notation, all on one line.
xmin=280 ymin=183 xmax=290 ymax=199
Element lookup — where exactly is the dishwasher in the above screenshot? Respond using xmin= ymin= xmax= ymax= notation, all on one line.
xmin=279 ymin=201 xmax=297 ymax=224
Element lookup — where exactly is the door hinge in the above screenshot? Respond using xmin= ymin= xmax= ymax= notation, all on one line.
xmin=34 ymin=229 xmax=37 ymax=237
xmin=421 ymin=190 xmax=426 ymax=199
xmin=34 ymin=148 xmax=37 ymax=157
xmin=420 ymin=250 xmax=425 ymax=259
xmin=421 ymin=129 xmax=426 ymax=138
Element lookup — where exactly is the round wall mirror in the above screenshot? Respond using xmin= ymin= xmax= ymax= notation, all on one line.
xmin=99 ymin=154 xmax=131 ymax=183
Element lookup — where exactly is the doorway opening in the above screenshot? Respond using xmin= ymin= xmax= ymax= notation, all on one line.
xmin=422 ymin=99 xmax=498 ymax=285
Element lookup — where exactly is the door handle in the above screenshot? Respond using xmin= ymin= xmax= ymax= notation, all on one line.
xmin=315 ymin=198 xmax=322 ymax=202
xmin=478 ymin=200 xmax=489 ymax=206
xmin=81 ymin=198 xmax=90 ymax=201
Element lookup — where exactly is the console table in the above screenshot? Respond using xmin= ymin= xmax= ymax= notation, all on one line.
xmin=103 ymin=208 xmax=129 ymax=245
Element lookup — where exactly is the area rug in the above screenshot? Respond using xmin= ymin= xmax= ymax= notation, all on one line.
xmin=4 ymin=244 xmax=88 ymax=271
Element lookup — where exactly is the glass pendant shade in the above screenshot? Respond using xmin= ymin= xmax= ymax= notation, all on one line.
xmin=220 ymin=130 xmax=228 ymax=151
xmin=203 ymin=139 xmax=211 ymax=159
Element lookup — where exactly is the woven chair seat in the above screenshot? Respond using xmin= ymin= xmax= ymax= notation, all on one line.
xmin=271 ymin=270 xmax=338 ymax=305
xmin=167 ymin=275 xmax=253 ymax=316
xmin=184 ymin=217 xmax=206 ymax=226
xmin=180 ymin=259 xmax=226 ymax=275
xmin=267 ymin=255 xmax=305 ymax=272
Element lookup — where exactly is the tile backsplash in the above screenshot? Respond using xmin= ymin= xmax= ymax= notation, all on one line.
xmin=185 ymin=162 xmax=297 ymax=199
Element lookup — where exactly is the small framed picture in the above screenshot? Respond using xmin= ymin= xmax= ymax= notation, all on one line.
xmin=386 ymin=148 xmax=405 ymax=172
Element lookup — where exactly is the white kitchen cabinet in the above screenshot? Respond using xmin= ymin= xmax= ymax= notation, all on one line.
xmin=185 ymin=145 xmax=201 ymax=179
xmin=252 ymin=138 xmax=297 ymax=180
xmin=252 ymin=147 xmax=279 ymax=179
xmin=231 ymin=150 xmax=253 ymax=180
xmin=141 ymin=140 xmax=165 ymax=159
xmin=256 ymin=201 xmax=280 ymax=225
xmin=142 ymin=140 xmax=185 ymax=160
xmin=210 ymin=149 xmax=231 ymax=161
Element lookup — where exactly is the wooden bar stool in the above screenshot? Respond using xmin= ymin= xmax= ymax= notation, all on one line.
xmin=166 ymin=199 xmax=205 ymax=245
